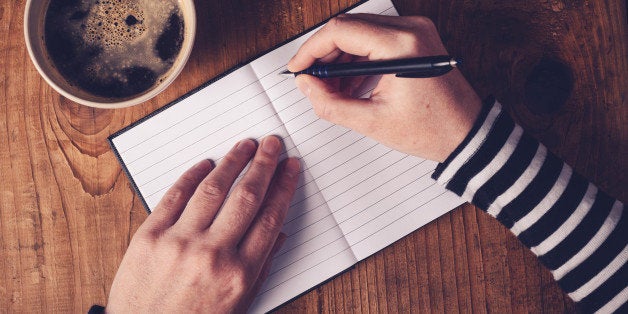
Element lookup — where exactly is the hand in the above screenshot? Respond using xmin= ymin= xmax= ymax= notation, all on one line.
xmin=288 ymin=14 xmax=483 ymax=162
xmin=106 ymin=136 xmax=300 ymax=313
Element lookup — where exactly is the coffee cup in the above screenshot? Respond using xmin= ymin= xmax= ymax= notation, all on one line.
xmin=24 ymin=0 xmax=196 ymax=108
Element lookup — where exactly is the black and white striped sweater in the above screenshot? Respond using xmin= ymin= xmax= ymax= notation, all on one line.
xmin=432 ymin=100 xmax=626 ymax=313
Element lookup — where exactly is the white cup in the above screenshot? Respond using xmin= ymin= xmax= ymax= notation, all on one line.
xmin=24 ymin=0 xmax=196 ymax=108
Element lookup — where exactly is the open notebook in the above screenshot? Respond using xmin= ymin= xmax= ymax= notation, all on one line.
xmin=108 ymin=0 xmax=464 ymax=312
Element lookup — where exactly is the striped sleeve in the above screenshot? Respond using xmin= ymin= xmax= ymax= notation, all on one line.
xmin=432 ymin=99 xmax=627 ymax=313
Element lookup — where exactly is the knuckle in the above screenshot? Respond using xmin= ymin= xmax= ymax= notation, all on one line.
xmin=259 ymin=206 xmax=285 ymax=232
xmin=221 ymin=152 xmax=241 ymax=165
xmin=205 ymin=261 xmax=250 ymax=297
xmin=329 ymin=16 xmax=345 ymax=29
xmin=178 ymin=170 xmax=199 ymax=186
xmin=409 ymin=16 xmax=434 ymax=28
xmin=228 ymin=268 xmax=250 ymax=295
xmin=251 ymin=156 xmax=276 ymax=171
xmin=202 ymin=244 xmax=222 ymax=259
xmin=157 ymin=189 xmax=182 ymax=211
xmin=198 ymin=180 xmax=226 ymax=202
xmin=234 ymin=184 xmax=262 ymax=208
xmin=314 ymin=102 xmax=333 ymax=121
xmin=394 ymin=28 xmax=421 ymax=51
xmin=133 ymin=228 xmax=159 ymax=245
xmin=163 ymin=232 xmax=193 ymax=253
xmin=273 ymin=183 xmax=296 ymax=204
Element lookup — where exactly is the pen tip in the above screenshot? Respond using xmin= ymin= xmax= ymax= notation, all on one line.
xmin=279 ymin=70 xmax=297 ymax=78
xmin=451 ymin=58 xmax=462 ymax=67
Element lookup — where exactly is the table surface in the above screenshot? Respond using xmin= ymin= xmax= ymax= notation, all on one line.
xmin=1 ymin=0 xmax=626 ymax=312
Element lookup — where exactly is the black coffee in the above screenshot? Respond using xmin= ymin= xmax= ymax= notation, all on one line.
xmin=44 ymin=0 xmax=185 ymax=99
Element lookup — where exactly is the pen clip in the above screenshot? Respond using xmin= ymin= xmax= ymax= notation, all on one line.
xmin=395 ymin=66 xmax=454 ymax=78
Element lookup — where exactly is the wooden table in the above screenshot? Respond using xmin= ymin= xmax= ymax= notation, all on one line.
xmin=1 ymin=0 xmax=626 ymax=312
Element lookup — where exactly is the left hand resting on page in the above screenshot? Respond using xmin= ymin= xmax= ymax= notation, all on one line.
xmin=106 ymin=136 xmax=300 ymax=313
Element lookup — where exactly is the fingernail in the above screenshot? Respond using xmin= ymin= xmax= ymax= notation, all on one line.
xmin=295 ymin=77 xmax=311 ymax=96
xmin=284 ymin=158 xmax=301 ymax=178
xmin=236 ymin=139 xmax=256 ymax=153
xmin=261 ymin=136 xmax=281 ymax=154
xmin=287 ymin=57 xmax=296 ymax=71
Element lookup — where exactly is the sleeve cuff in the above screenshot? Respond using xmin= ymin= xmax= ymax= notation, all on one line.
xmin=432 ymin=95 xmax=501 ymax=185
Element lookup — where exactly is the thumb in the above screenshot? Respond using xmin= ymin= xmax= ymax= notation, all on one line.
xmin=295 ymin=75 xmax=374 ymax=129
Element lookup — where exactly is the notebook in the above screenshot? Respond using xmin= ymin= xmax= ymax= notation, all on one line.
xmin=108 ymin=0 xmax=465 ymax=312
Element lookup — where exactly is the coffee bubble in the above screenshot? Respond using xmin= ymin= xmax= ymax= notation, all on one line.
xmin=45 ymin=0 xmax=185 ymax=99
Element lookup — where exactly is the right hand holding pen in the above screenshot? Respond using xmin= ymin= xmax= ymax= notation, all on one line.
xmin=288 ymin=14 xmax=483 ymax=162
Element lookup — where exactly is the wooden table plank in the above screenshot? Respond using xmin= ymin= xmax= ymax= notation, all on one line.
xmin=0 ymin=0 xmax=625 ymax=312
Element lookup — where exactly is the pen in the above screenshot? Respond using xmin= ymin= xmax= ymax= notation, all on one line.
xmin=280 ymin=55 xmax=459 ymax=78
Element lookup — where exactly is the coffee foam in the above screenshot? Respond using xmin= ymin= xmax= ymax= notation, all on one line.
xmin=83 ymin=0 xmax=147 ymax=47
xmin=46 ymin=0 xmax=184 ymax=96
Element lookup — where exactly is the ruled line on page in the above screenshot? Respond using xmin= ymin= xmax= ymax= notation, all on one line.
xmin=125 ymin=78 xmax=290 ymax=166
xmin=258 ymin=187 xmax=449 ymax=296
xmin=131 ymin=85 xmax=295 ymax=176
xmin=139 ymin=86 xmax=374 ymax=201
xmin=139 ymin=103 xmax=311 ymax=199
xmin=283 ymin=150 xmax=401 ymax=224
xmin=269 ymin=154 xmax=432 ymax=265
xmin=271 ymin=172 xmax=434 ymax=278
xmin=273 ymin=163 xmax=431 ymax=260
xmin=119 ymin=63 xmax=288 ymax=154
xmin=144 ymin=127 xmax=375 ymax=219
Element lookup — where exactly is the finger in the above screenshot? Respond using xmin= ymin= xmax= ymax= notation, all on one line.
xmin=321 ymin=51 xmax=354 ymax=91
xmin=317 ymin=48 xmax=343 ymax=64
xmin=254 ymin=235 xmax=286 ymax=286
xmin=345 ymin=13 xmax=426 ymax=29
xmin=144 ymin=159 xmax=214 ymax=232
xmin=320 ymin=52 xmax=356 ymax=93
xmin=336 ymin=54 xmax=367 ymax=97
xmin=288 ymin=16 xmax=400 ymax=72
xmin=239 ymin=158 xmax=300 ymax=265
xmin=335 ymin=50 xmax=355 ymax=64
xmin=340 ymin=76 xmax=368 ymax=97
xmin=306 ymin=51 xmax=352 ymax=92
xmin=347 ymin=14 xmax=447 ymax=56
xmin=207 ymin=136 xmax=283 ymax=246
xmin=326 ymin=52 xmax=355 ymax=91
xmin=174 ymin=139 xmax=257 ymax=232
xmin=238 ymin=233 xmax=286 ymax=310
xmin=295 ymin=74 xmax=376 ymax=131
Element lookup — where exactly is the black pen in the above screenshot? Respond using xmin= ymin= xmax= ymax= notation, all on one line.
xmin=280 ymin=55 xmax=459 ymax=78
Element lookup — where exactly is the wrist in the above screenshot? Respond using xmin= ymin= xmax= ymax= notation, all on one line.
xmin=433 ymin=96 xmax=499 ymax=177
xmin=437 ymin=96 xmax=501 ymax=164
xmin=434 ymin=87 xmax=484 ymax=163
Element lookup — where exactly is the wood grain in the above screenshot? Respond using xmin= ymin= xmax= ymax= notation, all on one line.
xmin=1 ymin=0 xmax=626 ymax=312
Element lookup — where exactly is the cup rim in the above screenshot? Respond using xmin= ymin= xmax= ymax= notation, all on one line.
xmin=23 ymin=0 xmax=197 ymax=109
